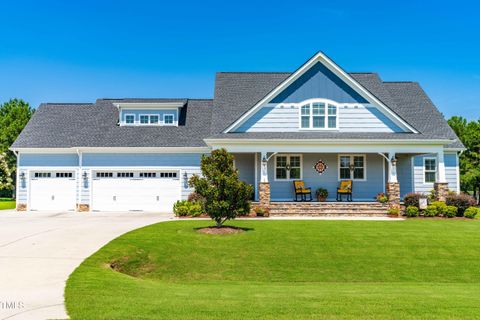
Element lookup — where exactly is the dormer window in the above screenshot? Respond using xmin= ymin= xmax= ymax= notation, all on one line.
xmin=164 ymin=114 xmax=174 ymax=125
xmin=150 ymin=115 xmax=159 ymax=124
xmin=299 ymin=99 xmax=338 ymax=130
xmin=125 ymin=114 xmax=135 ymax=124
xmin=117 ymin=102 xmax=183 ymax=127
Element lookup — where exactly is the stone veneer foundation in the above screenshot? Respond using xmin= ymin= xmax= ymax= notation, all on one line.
xmin=434 ymin=182 xmax=449 ymax=202
xmin=258 ymin=182 xmax=270 ymax=208
xmin=16 ymin=203 xmax=27 ymax=211
xmin=77 ymin=204 xmax=90 ymax=212
xmin=386 ymin=182 xmax=400 ymax=210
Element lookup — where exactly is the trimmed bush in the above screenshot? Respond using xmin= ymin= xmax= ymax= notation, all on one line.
xmin=403 ymin=193 xmax=422 ymax=208
xmin=431 ymin=201 xmax=447 ymax=216
xmin=444 ymin=206 xmax=458 ymax=218
xmin=424 ymin=205 xmax=438 ymax=217
xmin=253 ymin=206 xmax=270 ymax=217
xmin=187 ymin=192 xmax=204 ymax=204
xmin=405 ymin=206 xmax=419 ymax=217
xmin=388 ymin=208 xmax=400 ymax=216
xmin=464 ymin=207 xmax=479 ymax=219
xmin=173 ymin=200 xmax=203 ymax=217
xmin=445 ymin=193 xmax=477 ymax=216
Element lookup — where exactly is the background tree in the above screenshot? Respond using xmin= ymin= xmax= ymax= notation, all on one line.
xmin=189 ymin=149 xmax=253 ymax=227
xmin=448 ymin=116 xmax=480 ymax=202
xmin=0 ymin=99 xmax=34 ymax=197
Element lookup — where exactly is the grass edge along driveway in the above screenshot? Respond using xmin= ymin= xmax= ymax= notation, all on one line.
xmin=66 ymin=220 xmax=480 ymax=319
xmin=0 ymin=198 xmax=15 ymax=210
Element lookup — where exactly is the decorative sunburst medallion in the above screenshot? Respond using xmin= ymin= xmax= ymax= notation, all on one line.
xmin=313 ymin=160 xmax=328 ymax=175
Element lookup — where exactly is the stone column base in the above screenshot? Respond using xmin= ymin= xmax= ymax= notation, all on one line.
xmin=77 ymin=204 xmax=90 ymax=212
xmin=434 ymin=182 xmax=449 ymax=202
xmin=386 ymin=182 xmax=400 ymax=209
xmin=259 ymin=182 xmax=270 ymax=208
xmin=16 ymin=203 xmax=27 ymax=211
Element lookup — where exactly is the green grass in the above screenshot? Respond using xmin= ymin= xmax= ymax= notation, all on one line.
xmin=0 ymin=198 xmax=15 ymax=210
xmin=66 ymin=220 xmax=480 ymax=319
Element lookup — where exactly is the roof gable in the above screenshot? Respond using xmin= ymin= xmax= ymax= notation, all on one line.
xmin=271 ymin=62 xmax=368 ymax=104
xmin=223 ymin=52 xmax=418 ymax=133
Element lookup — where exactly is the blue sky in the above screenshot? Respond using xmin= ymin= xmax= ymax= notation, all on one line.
xmin=0 ymin=0 xmax=479 ymax=119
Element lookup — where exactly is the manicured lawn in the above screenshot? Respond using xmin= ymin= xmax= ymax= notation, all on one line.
xmin=66 ymin=220 xmax=480 ymax=319
xmin=0 ymin=198 xmax=15 ymax=210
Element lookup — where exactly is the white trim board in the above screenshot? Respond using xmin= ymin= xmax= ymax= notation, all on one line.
xmin=223 ymin=51 xmax=418 ymax=134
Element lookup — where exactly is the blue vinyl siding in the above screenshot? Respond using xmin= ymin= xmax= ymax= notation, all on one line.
xmin=241 ymin=153 xmax=385 ymax=201
xmin=271 ymin=62 xmax=368 ymax=104
xmin=413 ymin=153 xmax=459 ymax=193
xmin=396 ymin=154 xmax=413 ymax=197
xmin=236 ymin=104 xmax=403 ymax=133
xmin=19 ymin=153 xmax=79 ymax=166
xmin=233 ymin=153 xmax=255 ymax=186
xmin=120 ymin=109 xmax=178 ymax=124
xmin=82 ymin=153 xmax=203 ymax=167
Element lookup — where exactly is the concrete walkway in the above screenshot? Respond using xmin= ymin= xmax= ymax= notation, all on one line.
xmin=0 ymin=210 xmax=173 ymax=320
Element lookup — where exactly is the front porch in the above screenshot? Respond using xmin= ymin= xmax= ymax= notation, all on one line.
xmin=227 ymin=146 xmax=451 ymax=214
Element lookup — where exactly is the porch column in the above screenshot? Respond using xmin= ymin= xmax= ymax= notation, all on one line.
xmin=434 ymin=150 xmax=449 ymax=201
xmin=259 ymin=152 xmax=270 ymax=207
xmin=386 ymin=152 xmax=400 ymax=209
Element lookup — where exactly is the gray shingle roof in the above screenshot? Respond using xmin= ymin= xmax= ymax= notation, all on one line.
xmin=12 ymin=70 xmax=463 ymax=149
xmin=12 ymin=99 xmax=213 ymax=148
xmin=210 ymin=72 xmax=463 ymax=148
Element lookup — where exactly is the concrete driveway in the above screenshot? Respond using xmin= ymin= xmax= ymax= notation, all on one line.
xmin=0 ymin=210 xmax=173 ymax=320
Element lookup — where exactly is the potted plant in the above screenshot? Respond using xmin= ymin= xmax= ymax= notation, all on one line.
xmin=316 ymin=188 xmax=328 ymax=202
xmin=376 ymin=192 xmax=388 ymax=204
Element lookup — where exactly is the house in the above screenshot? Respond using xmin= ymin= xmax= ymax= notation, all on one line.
xmin=11 ymin=52 xmax=463 ymax=213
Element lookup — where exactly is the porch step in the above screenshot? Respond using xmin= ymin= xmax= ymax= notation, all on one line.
xmin=264 ymin=202 xmax=389 ymax=216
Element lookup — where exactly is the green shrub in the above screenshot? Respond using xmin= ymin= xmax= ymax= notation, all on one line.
xmin=464 ymin=207 xmax=479 ymax=219
xmin=173 ymin=200 xmax=203 ymax=217
xmin=444 ymin=206 xmax=458 ymax=218
xmin=253 ymin=206 xmax=270 ymax=217
xmin=403 ymin=193 xmax=422 ymax=208
xmin=446 ymin=193 xmax=477 ymax=216
xmin=431 ymin=201 xmax=447 ymax=216
xmin=388 ymin=207 xmax=400 ymax=216
xmin=405 ymin=206 xmax=419 ymax=217
xmin=423 ymin=205 xmax=438 ymax=217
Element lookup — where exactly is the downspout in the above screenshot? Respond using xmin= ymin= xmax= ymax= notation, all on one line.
xmin=76 ymin=149 xmax=82 ymax=210
xmin=13 ymin=150 xmax=19 ymax=201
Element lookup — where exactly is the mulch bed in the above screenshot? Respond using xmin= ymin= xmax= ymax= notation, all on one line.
xmin=196 ymin=226 xmax=246 ymax=234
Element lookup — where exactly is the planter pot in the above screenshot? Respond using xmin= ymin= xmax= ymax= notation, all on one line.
xmin=317 ymin=196 xmax=327 ymax=202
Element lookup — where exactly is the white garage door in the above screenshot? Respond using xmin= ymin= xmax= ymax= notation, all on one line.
xmin=91 ymin=171 xmax=181 ymax=212
xmin=30 ymin=172 xmax=76 ymax=211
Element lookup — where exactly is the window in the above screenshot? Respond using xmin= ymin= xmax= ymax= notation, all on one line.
xmin=55 ymin=172 xmax=73 ymax=178
xmin=299 ymin=100 xmax=338 ymax=129
xmin=125 ymin=114 xmax=135 ymax=124
xmin=159 ymin=172 xmax=177 ymax=178
xmin=424 ymin=158 xmax=437 ymax=183
xmin=117 ymin=172 xmax=134 ymax=178
xmin=34 ymin=172 xmax=51 ymax=178
xmin=339 ymin=155 xmax=366 ymax=180
xmin=150 ymin=115 xmax=159 ymax=124
xmin=275 ymin=155 xmax=302 ymax=180
xmin=140 ymin=115 xmax=149 ymax=124
xmin=163 ymin=114 xmax=174 ymax=125
xmin=140 ymin=172 xmax=156 ymax=178
xmin=96 ymin=172 xmax=113 ymax=178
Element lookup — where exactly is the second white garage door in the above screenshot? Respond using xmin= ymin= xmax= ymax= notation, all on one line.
xmin=91 ymin=171 xmax=181 ymax=212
